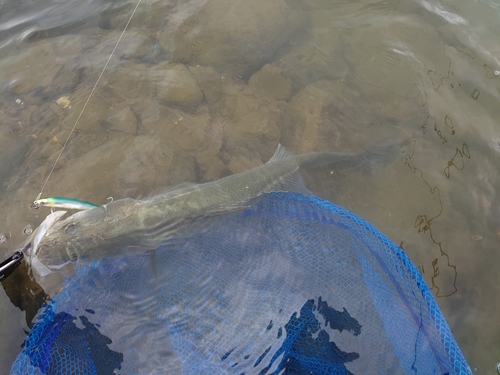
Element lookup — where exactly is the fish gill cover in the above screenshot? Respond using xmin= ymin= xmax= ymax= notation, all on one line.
xmin=10 ymin=193 xmax=470 ymax=374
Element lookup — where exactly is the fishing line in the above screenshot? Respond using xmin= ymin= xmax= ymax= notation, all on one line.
xmin=34 ymin=0 xmax=143 ymax=203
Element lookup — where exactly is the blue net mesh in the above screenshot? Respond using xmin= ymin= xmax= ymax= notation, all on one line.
xmin=10 ymin=193 xmax=471 ymax=375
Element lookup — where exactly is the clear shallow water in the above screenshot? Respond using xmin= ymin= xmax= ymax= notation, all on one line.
xmin=0 ymin=0 xmax=498 ymax=373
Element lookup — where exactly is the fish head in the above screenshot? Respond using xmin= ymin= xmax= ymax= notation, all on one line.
xmin=34 ymin=206 xmax=108 ymax=272
xmin=34 ymin=198 xmax=141 ymax=273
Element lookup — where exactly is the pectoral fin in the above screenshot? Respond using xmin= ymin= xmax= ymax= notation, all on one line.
xmin=263 ymin=170 xmax=313 ymax=196
xmin=266 ymin=144 xmax=313 ymax=195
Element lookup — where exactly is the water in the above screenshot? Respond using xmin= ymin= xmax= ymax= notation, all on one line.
xmin=0 ymin=0 xmax=498 ymax=372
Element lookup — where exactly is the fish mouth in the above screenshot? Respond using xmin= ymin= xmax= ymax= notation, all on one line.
xmin=24 ymin=210 xmax=67 ymax=277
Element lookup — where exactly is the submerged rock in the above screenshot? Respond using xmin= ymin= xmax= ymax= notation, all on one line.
xmin=58 ymin=89 xmax=114 ymax=135
xmin=100 ymin=0 xmax=174 ymax=33
xmin=140 ymin=101 xmax=223 ymax=181
xmin=219 ymin=85 xmax=282 ymax=161
xmin=116 ymin=135 xmax=196 ymax=197
xmin=37 ymin=138 xmax=130 ymax=201
xmin=106 ymin=61 xmax=203 ymax=108
xmin=248 ymin=64 xmax=293 ymax=101
xmin=0 ymin=132 xmax=30 ymax=186
xmin=115 ymin=31 xmax=153 ymax=60
xmin=50 ymin=35 xmax=83 ymax=57
xmin=188 ymin=66 xmax=224 ymax=105
xmin=105 ymin=60 xmax=155 ymax=102
xmin=273 ymin=43 xmax=349 ymax=94
xmin=103 ymin=107 xmax=138 ymax=135
xmin=153 ymin=63 xmax=203 ymax=107
xmin=52 ymin=59 xmax=84 ymax=95
xmin=273 ymin=5 xmax=349 ymax=90
xmin=279 ymin=79 xmax=401 ymax=154
xmin=172 ymin=0 xmax=306 ymax=78
xmin=0 ymin=41 xmax=62 ymax=95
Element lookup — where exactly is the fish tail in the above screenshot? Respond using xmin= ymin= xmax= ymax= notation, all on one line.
xmin=297 ymin=138 xmax=402 ymax=173
xmin=348 ymin=137 xmax=402 ymax=173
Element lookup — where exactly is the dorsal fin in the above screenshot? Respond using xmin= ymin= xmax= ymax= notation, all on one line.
xmin=267 ymin=144 xmax=293 ymax=163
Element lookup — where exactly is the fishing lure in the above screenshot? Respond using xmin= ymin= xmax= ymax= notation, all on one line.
xmin=30 ymin=197 xmax=98 ymax=211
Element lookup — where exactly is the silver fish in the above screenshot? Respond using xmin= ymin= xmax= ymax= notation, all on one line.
xmin=32 ymin=139 xmax=400 ymax=273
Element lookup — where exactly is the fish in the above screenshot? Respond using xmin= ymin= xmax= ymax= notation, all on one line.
xmin=31 ymin=197 xmax=98 ymax=211
xmin=29 ymin=138 xmax=401 ymax=275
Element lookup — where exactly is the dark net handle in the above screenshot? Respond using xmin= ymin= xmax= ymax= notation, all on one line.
xmin=0 ymin=250 xmax=25 ymax=282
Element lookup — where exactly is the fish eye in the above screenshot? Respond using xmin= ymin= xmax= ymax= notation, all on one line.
xmin=65 ymin=223 xmax=79 ymax=235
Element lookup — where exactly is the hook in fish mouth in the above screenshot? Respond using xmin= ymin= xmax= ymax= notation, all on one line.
xmin=0 ymin=210 xmax=69 ymax=280
xmin=20 ymin=210 xmax=68 ymax=277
